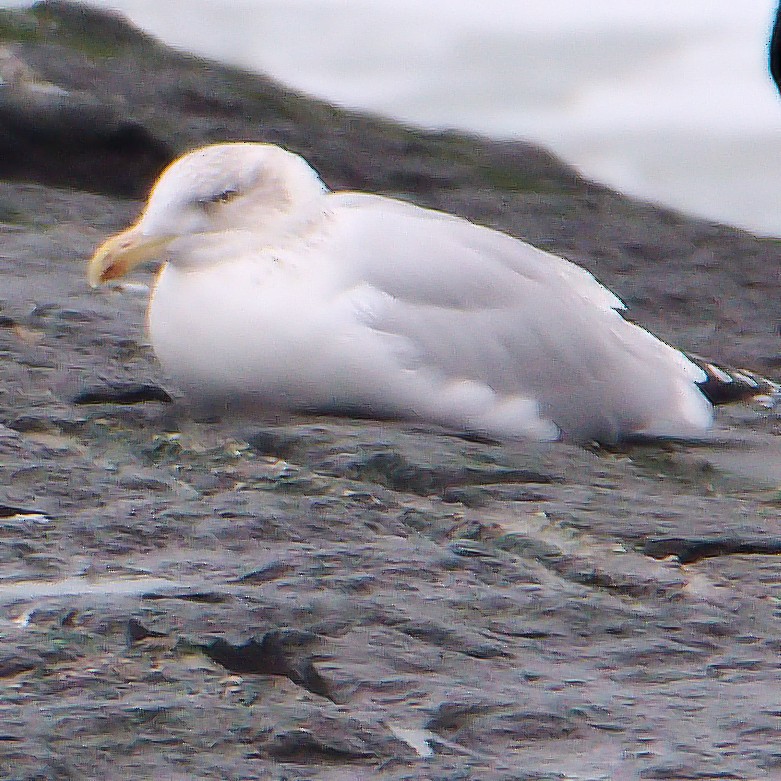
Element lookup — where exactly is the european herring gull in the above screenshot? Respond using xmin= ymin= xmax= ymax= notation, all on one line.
xmin=88 ymin=142 xmax=760 ymax=443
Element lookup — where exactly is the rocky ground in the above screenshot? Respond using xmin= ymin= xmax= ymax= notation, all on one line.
xmin=1 ymin=3 xmax=781 ymax=779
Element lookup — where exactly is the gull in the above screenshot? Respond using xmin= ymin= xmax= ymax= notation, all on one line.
xmin=88 ymin=142 xmax=772 ymax=443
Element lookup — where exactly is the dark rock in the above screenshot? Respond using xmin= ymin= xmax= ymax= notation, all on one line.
xmin=336 ymin=449 xmax=558 ymax=496
xmin=263 ymin=727 xmax=375 ymax=762
xmin=7 ymin=415 xmax=59 ymax=433
xmin=429 ymin=701 xmax=578 ymax=750
xmin=0 ymin=87 xmax=172 ymax=197
xmin=231 ymin=561 xmax=294 ymax=583
xmin=246 ymin=428 xmax=302 ymax=460
xmin=142 ymin=591 xmax=229 ymax=604
xmin=126 ymin=618 xmax=167 ymax=644
xmin=72 ymin=383 xmax=172 ymax=405
xmin=30 ymin=1 xmax=156 ymax=47
xmin=441 ymin=486 xmax=490 ymax=507
xmin=0 ymin=503 xmax=45 ymax=518
xmin=383 ymin=614 xmax=510 ymax=659
xmin=0 ymin=655 xmax=39 ymax=678
xmin=202 ymin=630 xmax=335 ymax=700
xmin=643 ymin=537 xmax=781 ymax=564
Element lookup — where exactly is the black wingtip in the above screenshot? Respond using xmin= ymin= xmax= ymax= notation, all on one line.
xmin=687 ymin=353 xmax=780 ymax=406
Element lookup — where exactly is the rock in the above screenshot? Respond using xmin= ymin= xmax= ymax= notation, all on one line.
xmin=0 ymin=650 xmax=41 ymax=677
xmin=0 ymin=3 xmax=780 ymax=780
xmin=72 ymin=383 xmax=172 ymax=405
xmin=202 ymin=631 xmax=336 ymax=700
xmin=643 ymin=536 xmax=781 ymax=564
xmin=0 ymin=83 xmax=172 ymax=196
xmin=125 ymin=618 xmax=167 ymax=645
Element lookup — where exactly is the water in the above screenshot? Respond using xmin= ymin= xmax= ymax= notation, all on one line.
xmin=3 ymin=0 xmax=781 ymax=235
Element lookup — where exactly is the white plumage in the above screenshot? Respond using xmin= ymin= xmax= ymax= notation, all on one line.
xmin=89 ymin=142 xmax=713 ymax=443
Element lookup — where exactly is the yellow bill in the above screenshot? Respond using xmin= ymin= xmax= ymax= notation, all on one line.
xmin=88 ymin=225 xmax=171 ymax=287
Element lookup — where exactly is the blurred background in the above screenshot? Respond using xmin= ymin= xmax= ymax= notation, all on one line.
xmin=2 ymin=0 xmax=780 ymax=236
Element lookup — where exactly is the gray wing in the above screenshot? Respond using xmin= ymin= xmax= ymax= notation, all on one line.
xmin=326 ymin=192 xmax=710 ymax=441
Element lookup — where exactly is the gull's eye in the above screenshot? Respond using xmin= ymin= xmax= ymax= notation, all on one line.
xmin=198 ymin=188 xmax=240 ymax=207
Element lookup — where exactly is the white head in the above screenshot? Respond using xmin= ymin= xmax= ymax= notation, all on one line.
xmin=88 ymin=142 xmax=327 ymax=285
